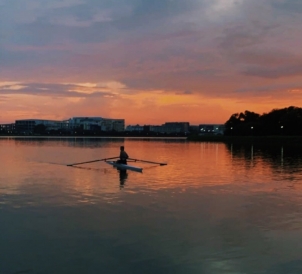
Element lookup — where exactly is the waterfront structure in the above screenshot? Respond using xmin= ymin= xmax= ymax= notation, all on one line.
xmin=15 ymin=119 xmax=64 ymax=134
xmin=149 ymin=125 xmax=164 ymax=133
xmin=126 ymin=122 xmax=190 ymax=134
xmin=68 ymin=117 xmax=103 ymax=131
xmin=126 ymin=123 xmax=224 ymax=135
xmin=0 ymin=123 xmax=15 ymax=134
xmin=162 ymin=122 xmax=190 ymax=134
xmin=189 ymin=125 xmax=199 ymax=133
xmin=101 ymin=118 xmax=124 ymax=132
xmin=3 ymin=118 xmax=224 ymax=135
xmin=125 ymin=125 xmax=144 ymax=132
xmin=61 ymin=117 xmax=125 ymax=132
xmin=12 ymin=116 xmax=124 ymax=134
xmin=199 ymin=124 xmax=225 ymax=135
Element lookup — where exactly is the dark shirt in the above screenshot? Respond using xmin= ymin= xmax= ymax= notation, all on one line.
xmin=120 ymin=151 xmax=128 ymax=163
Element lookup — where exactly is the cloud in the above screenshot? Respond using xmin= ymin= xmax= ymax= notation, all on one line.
xmin=224 ymin=48 xmax=302 ymax=79
xmin=175 ymin=90 xmax=193 ymax=95
xmin=0 ymin=81 xmax=22 ymax=88
xmin=242 ymin=63 xmax=302 ymax=79
xmin=1 ymin=0 xmax=302 ymax=124
xmin=0 ymin=82 xmax=122 ymax=98
xmin=204 ymin=0 xmax=245 ymax=20
xmin=236 ymin=82 xmax=302 ymax=94
xmin=273 ymin=0 xmax=302 ymax=14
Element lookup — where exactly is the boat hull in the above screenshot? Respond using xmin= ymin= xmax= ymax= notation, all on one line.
xmin=105 ymin=161 xmax=143 ymax=172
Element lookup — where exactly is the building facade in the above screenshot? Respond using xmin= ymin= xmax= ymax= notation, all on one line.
xmin=15 ymin=119 xmax=63 ymax=134
xmin=0 ymin=123 xmax=15 ymax=133
xmin=126 ymin=122 xmax=190 ymax=134
xmin=125 ymin=125 xmax=144 ymax=132
xmin=13 ymin=116 xmax=124 ymax=134
xmin=199 ymin=124 xmax=225 ymax=135
xmin=67 ymin=117 xmax=125 ymax=132
xmin=162 ymin=122 xmax=190 ymax=134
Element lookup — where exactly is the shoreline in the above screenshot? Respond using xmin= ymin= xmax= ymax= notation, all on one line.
xmin=187 ymin=135 xmax=302 ymax=146
xmin=0 ymin=135 xmax=187 ymax=139
xmin=1 ymin=134 xmax=302 ymax=146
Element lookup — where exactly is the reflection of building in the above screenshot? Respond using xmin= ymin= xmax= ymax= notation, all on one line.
xmin=199 ymin=124 xmax=225 ymax=135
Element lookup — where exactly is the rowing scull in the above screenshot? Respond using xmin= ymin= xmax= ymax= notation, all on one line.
xmin=105 ymin=161 xmax=143 ymax=172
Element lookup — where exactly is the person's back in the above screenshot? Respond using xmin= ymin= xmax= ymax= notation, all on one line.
xmin=119 ymin=146 xmax=128 ymax=164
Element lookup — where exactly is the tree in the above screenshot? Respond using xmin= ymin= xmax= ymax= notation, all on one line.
xmin=224 ymin=110 xmax=260 ymax=136
xmin=224 ymin=106 xmax=302 ymax=136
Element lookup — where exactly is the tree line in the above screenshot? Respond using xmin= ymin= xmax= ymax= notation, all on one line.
xmin=224 ymin=106 xmax=302 ymax=136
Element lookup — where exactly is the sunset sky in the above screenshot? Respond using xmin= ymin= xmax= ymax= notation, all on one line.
xmin=1 ymin=0 xmax=302 ymax=125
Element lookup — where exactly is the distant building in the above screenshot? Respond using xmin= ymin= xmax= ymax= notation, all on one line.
xmin=13 ymin=116 xmax=125 ymax=134
xmin=125 ymin=124 xmax=144 ymax=132
xmin=0 ymin=123 xmax=15 ymax=133
xmin=15 ymin=119 xmax=63 ymax=134
xmin=199 ymin=124 xmax=225 ymax=135
xmin=162 ymin=122 xmax=190 ymax=134
xmin=67 ymin=117 xmax=103 ymax=130
xmin=149 ymin=125 xmax=163 ymax=133
xmin=126 ymin=122 xmax=190 ymax=134
xmin=101 ymin=118 xmax=124 ymax=132
xmin=189 ymin=125 xmax=199 ymax=133
xmin=68 ymin=117 xmax=125 ymax=132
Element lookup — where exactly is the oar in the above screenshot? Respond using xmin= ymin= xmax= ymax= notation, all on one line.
xmin=128 ymin=158 xmax=167 ymax=166
xmin=67 ymin=156 xmax=119 ymax=166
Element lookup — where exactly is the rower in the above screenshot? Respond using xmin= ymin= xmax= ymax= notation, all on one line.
xmin=117 ymin=146 xmax=129 ymax=164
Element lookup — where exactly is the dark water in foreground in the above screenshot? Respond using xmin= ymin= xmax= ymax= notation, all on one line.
xmin=1 ymin=137 xmax=302 ymax=274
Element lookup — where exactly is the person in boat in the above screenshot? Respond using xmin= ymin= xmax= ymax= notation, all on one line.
xmin=117 ymin=146 xmax=129 ymax=164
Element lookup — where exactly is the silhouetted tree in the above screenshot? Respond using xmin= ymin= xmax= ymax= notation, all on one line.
xmin=225 ymin=110 xmax=260 ymax=136
xmin=224 ymin=106 xmax=302 ymax=136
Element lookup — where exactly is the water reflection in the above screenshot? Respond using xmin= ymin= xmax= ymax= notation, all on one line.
xmin=1 ymin=138 xmax=302 ymax=273
xmin=12 ymin=136 xmax=125 ymax=148
xmin=119 ymin=170 xmax=128 ymax=188
xmin=227 ymin=143 xmax=302 ymax=171
xmin=4 ymin=136 xmax=186 ymax=148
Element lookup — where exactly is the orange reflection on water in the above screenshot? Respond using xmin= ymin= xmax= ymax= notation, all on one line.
xmin=1 ymin=137 xmax=302 ymax=200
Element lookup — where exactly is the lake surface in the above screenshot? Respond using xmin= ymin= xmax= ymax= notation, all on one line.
xmin=1 ymin=137 xmax=302 ymax=274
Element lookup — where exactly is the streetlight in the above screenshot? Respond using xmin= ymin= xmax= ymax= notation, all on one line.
xmin=251 ymin=126 xmax=253 ymax=136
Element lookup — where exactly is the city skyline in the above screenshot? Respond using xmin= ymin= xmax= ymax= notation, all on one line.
xmin=1 ymin=116 xmax=223 ymax=127
xmin=1 ymin=0 xmax=302 ymax=125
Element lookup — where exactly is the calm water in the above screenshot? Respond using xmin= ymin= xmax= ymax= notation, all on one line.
xmin=1 ymin=137 xmax=302 ymax=274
